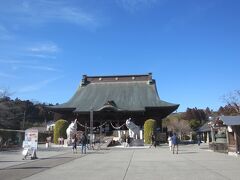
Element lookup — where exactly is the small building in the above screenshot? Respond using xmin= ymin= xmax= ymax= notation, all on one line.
xmin=220 ymin=116 xmax=240 ymax=156
xmin=46 ymin=121 xmax=55 ymax=132
xmin=198 ymin=121 xmax=213 ymax=144
xmin=48 ymin=73 xmax=179 ymax=137
xmin=199 ymin=116 xmax=240 ymax=155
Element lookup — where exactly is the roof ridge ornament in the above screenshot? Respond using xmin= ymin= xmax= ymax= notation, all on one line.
xmin=97 ymin=100 xmax=119 ymax=111
xmin=81 ymin=75 xmax=88 ymax=86
xmin=148 ymin=79 xmax=155 ymax=85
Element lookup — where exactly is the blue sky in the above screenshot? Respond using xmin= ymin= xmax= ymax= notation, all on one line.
xmin=0 ymin=0 xmax=239 ymax=112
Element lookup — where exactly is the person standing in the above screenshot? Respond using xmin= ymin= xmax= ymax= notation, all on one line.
xmin=72 ymin=134 xmax=78 ymax=153
xmin=171 ymin=133 xmax=179 ymax=154
xmin=197 ymin=134 xmax=201 ymax=146
xmin=126 ymin=135 xmax=131 ymax=147
xmin=81 ymin=133 xmax=87 ymax=154
xmin=121 ymin=134 xmax=126 ymax=147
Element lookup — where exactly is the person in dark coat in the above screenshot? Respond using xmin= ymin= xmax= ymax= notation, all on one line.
xmin=197 ymin=134 xmax=201 ymax=146
xmin=80 ymin=133 xmax=87 ymax=154
xmin=126 ymin=135 xmax=131 ymax=147
xmin=171 ymin=133 xmax=179 ymax=154
xmin=72 ymin=134 xmax=78 ymax=153
xmin=150 ymin=134 xmax=156 ymax=148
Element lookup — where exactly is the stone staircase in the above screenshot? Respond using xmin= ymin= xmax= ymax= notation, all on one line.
xmin=94 ymin=136 xmax=113 ymax=150
xmin=130 ymin=139 xmax=144 ymax=146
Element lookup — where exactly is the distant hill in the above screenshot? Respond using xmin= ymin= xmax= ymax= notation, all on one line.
xmin=0 ymin=96 xmax=54 ymax=130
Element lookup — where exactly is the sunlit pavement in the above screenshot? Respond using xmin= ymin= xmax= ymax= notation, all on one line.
xmin=1 ymin=143 xmax=240 ymax=180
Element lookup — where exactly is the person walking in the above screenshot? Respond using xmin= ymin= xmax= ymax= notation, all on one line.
xmin=80 ymin=133 xmax=87 ymax=154
xmin=150 ymin=133 xmax=156 ymax=148
xmin=171 ymin=133 xmax=179 ymax=154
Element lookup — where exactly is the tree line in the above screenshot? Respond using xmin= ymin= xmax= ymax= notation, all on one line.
xmin=0 ymin=95 xmax=54 ymax=130
xmin=163 ymin=90 xmax=240 ymax=139
xmin=0 ymin=89 xmax=239 ymax=132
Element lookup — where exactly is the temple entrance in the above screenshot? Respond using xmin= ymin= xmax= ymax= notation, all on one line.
xmin=48 ymin=73 xmax=179 ymax=146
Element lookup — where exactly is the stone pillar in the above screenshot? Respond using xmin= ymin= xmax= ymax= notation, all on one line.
xmin=234 ymin=131 xmax=238 ymax=153
xmin=140 ymin=130 xmax=143 ymax=140
xmin=118 ymin=130 xmax=121 ymax=139
xmin=211 ymin=127 xmax=215 ymax=142
xmin=207 ymin=132 xmax=210 ymax=144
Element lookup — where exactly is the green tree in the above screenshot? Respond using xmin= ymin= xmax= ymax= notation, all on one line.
xmin=164 ymin=113 xmax=192 ymax=140
xmin=189 ymin=119 xmax=201 ymax=131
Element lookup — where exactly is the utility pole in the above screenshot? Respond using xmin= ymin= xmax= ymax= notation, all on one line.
xmin=22 ymin=110 xmax=26 ymax=130
xmin=85 ymin=122 xmax=87 ymax=134
xmin=19 ymin=110 xmax=26 ymax=145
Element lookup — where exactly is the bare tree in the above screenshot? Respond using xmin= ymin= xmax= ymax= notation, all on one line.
xmin=222 ymin=90 xmax=240 ymax=114
xmin=167 ymin=119 xmax=191 ymax=139
xmin=164 ymin=114 xmax=192 ymax=140
xmin=0 ymin=87 xmax=13 ymax=99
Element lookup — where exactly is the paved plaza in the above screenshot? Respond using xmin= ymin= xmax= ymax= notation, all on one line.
xmin=0 ymin=143 xmax=240 ymax=180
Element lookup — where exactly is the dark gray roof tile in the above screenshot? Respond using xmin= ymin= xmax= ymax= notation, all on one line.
xmin=50 ymin=74 xmax=179 ymax=113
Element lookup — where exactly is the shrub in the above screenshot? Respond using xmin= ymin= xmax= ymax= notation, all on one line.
xmin=144 ymin=119 xmax=156 ymax=144
xmin=53 ymin=119 xmax=68 ymax=144
xmin=0 ymin=131 xmax=20 ymax=147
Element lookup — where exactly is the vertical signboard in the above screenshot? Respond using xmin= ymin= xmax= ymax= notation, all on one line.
xmin=22 ymin=128 xmax=38 ymax=150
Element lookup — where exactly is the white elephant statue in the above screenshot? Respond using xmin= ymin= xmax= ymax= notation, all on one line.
xmin=126 ymin=118 xmax=140 ymax=139
xmin=66 ymin=119 xmax=77 ymax=144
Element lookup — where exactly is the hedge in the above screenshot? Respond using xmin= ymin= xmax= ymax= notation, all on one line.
xmin=53 ymin=119 xmax=68 ymax=144
xmin=144 ymin=119 xmax=156 ymax=144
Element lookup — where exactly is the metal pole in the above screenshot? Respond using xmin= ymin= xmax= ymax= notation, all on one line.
xmin=19 ymin=110 xmax=26 ymax=146
xmin=99 ymin=122 xmax=102 ymax=149
xmin=85 ymin=122 xmax=87 ymax=134
xmin=90 ymin=109 xmax=93 ymax=149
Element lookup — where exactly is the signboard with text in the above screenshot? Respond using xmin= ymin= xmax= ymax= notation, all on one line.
xmin=22 ymin=128 xmax=38 ymax=150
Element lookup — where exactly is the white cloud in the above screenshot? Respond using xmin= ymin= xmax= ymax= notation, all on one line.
xmin=27 ymin=42 xmax=60 ymax=53
xmin=0 ymin=24 xmax=13 ymax=40
xmin=116 ymin=0 xmax=158 ymax=12
xmin=0 ymin=1 xmax=99 ymax=29
xmin=0 ymin=58 xmax=40 ymax=67
xmin=18 ymin=76 xmax=63 ymax=93
xmin=0 ymin=58 xmax=59 ymax=72
xmin=0 ymin=59 xmax=24 ymax=64
xmin=25 ymin=54 xmax=56 ymax=59
xmin=60 ymin=7 xmax=98 ymax=27
xmin=0 ymin=72 xmax=18 ymax=79
xmin=19 ymin=65 xmax=60 ymax=72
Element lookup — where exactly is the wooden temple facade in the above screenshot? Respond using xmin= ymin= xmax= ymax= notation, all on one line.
xmin=48 ymin=73 xmax=179 ymax=133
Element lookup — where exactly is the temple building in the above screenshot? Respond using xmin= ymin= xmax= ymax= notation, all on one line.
xmin=48 ymin=73 xmax=179 ymax=134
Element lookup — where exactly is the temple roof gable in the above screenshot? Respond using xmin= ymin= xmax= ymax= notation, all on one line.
xmin=50 ymin=73 xmax=179 ymax=114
